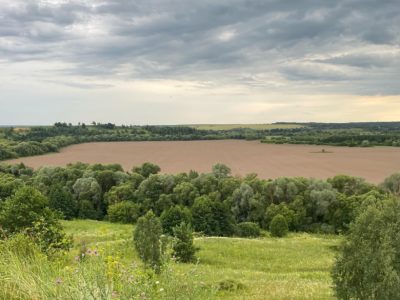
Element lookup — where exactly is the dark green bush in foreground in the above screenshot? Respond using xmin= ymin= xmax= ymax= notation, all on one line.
xmin=270 ymin=214 xmax=289 ymax=237
xmin=160 ymin=205 xmax=192 ymax=235
xmin=236 ymin=222 xmax=261 ymax=237
xmin=332 ymin=197 xmax=400 ymax=299
xmin=172 ymin=222 xmax=197 ymax=263
xmin=0 ymin=186 xmax=71 ymax=254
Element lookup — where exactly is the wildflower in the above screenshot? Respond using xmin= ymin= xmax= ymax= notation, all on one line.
xmin=86 ymin=249 xmax=92 ymax=255
xmin=55 ymin=278 xmax=62 ymax=285
xmin=159 ymin=288 xmax=164 ymax=292
xmin=155 ymin=281 xmax=160 ymax=285
xmin=112 ymin=291 xmax=118 ymax=298
xmin=74 ymin=256 xmax=80 ymax=262
xmin=93 ymin=250 xmax=99 ymax=256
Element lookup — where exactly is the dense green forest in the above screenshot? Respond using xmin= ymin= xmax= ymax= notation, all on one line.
xmin=1 ymin=122 xmax=400 ymax=161
xmin=0 ymin=161 xmax=398 ymax=236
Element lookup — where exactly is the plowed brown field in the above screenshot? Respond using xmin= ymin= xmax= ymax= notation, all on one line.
xmin=5 ymin=140 xmax=400 ymax=183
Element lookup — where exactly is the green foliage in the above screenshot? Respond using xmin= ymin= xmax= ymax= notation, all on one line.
xmin=0 ymin=186 xmax=71 ymax=254
xmin=212 ymin=163 xmax=231 ymax=178
xmin=0 ymin=186 xmax=50 ymax=233
xmin=172 ymin=181 xmax=199 ymax=206
xmin=381 ymin=173 xmax=400 ymax=196
xmin=133 ymin=162 xmax=161 ymax=178
xmin=265 ymin=203 xmax=296 ymax=230
xmin=172 ymin=222 xmax=197 ymax=263
xmin=160 ymin=205 xmax=192 ymax=235
xmin=0 ymin=173 xmax=23 ymax=200
xmin=78 ymin=200 xmax=99 ymax=219
xmin=48 ymin=184 xmax=76 ymax=219
xmin=332 ymin=197 xmax=400 ymax=299
xmin=270 ymin=214 xmax=288 ymax=237
xmin=231 ymin=183 xmax=255 ymax=222
xmin=133 ymin=210 xmax=165 ymax=271
xmin=25 ymin=217 xmax=72 ymax=254
xmin=191 ymin=196 xmax=235 ymax=236
xmin=107 ymin=201 xmax=140 ymax=224
xmin=236 ymin=222 xmax=261 ymax=238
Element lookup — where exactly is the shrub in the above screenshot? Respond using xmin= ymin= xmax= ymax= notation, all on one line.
xmin=236 ymin=222 xmax=261 ymax=238
xmin=133 ymin=210 xmax=165 ymax=272
xmin=0 ymin=186 xmax=72 ymax=254
xmin=107 ymin=201 xmax=140 ymax=224
xmin=25 ymin=217 xmax=72 ymax=254
xmin=172 ymin=222 xmax=197 ymax=263
xmin=332 ymin=197 xmax=400 ymax=299
xmin=270 ymin=214 xmax=288 ymax=237
xmin=160 ymin=206 xmax=191 ymax=235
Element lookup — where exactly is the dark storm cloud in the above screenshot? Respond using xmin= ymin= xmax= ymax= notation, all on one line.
xmin=0 ymin=0 xmax=399 ymax=94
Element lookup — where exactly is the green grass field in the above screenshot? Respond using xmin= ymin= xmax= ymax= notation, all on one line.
xmin=186 ymin=124 xmax=305 ymax=131
xmin=61 ymin=220 xmax=339 ymax=299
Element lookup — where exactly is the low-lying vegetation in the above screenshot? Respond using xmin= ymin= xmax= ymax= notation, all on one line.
xmin=1 ymin=161 xmax=400 ymax=299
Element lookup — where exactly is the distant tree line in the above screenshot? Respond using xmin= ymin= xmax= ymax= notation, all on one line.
xmin=1 ymin=122 xmax=400 ymax=161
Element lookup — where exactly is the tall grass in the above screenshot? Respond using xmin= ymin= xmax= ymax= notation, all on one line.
xmin=0 ymin=234 xmax=215 ymax=299
xmin=1 ymin=221 xmax=340 ymax=299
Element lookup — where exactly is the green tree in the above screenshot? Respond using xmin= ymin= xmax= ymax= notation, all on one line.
xmin=48 ymin=184 xmax=76 ymax=219
xmin=0 ymin=186 xmax=71 ymax=253
xmin=107 ymin=201 xmax=140 ymax=224
xmin=269 ymin=214 xmax=288 ymax=237
xmin=133 ymin=162 xmax=161 ymax=178
xmin=160 ymin=205 xmax=191 ymax=235
xmin=172 ymin=182 xmax=199 ymax=206
xmin=172 ymin=222 xmax=197 ymax=263
xmin=264 ymin=203 xmax=296 ymax=230
xmin=212 ymin=163 xmax=231 ymax=178
xmin=231 ymin=183 xmax=255 ymax=222
xmin=133 ymin=210 xmax=165 ymax=272
xmin=332 ymin=197 xmax=400 ymax=299
xmin=381 ymin=173 xmax=400 ymax=196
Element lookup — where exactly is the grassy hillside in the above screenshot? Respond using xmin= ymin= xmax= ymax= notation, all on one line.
xmin=62 ymin=220 xmax=339 ymax=299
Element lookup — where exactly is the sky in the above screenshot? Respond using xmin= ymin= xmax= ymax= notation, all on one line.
xmin=0 ymin=0 xmax=399 ymax=125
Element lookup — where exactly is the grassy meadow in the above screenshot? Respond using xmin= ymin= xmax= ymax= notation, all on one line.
xmin=60 ymin=220 xmax=339 ymax=299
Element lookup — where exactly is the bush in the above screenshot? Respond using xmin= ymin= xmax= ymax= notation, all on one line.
xmin=133 ymin=210 xmax=165 ymax=272
xmin=332 ymin=197 xmax=400 ymax=299
xmin=172 ymin=222 xmax=197 ymax=263
xmin=0 ymin=186 xmax=72 ymax=254
xmin=236 ymin=222 xmax=261 ymax=238
xmin=107 ymin=201 xmax=140 ymax=223
xmin=270 ymin=214 xmax=288 ymax=237
xmin=25 ymin=217 xmax=72 ymax=254
xmin=160 ymin=206 xmax=191 ymax=235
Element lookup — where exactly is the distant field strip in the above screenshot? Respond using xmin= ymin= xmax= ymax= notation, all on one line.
xmin=5 ymin=140 xmax=400 ymax=183
xmin=186 ymin=124 xmax=305 ymax=130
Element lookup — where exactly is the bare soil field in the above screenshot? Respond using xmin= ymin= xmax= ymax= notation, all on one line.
xmin=5 ymin=140 xmax=400 ymax=183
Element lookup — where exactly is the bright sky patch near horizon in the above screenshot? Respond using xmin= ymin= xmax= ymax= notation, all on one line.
xmin=0 ymin=0 xmax=399 ymax=125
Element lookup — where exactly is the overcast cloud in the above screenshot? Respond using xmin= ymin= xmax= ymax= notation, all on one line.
xmin=0 ymin=0 xmax=399 ymax=125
